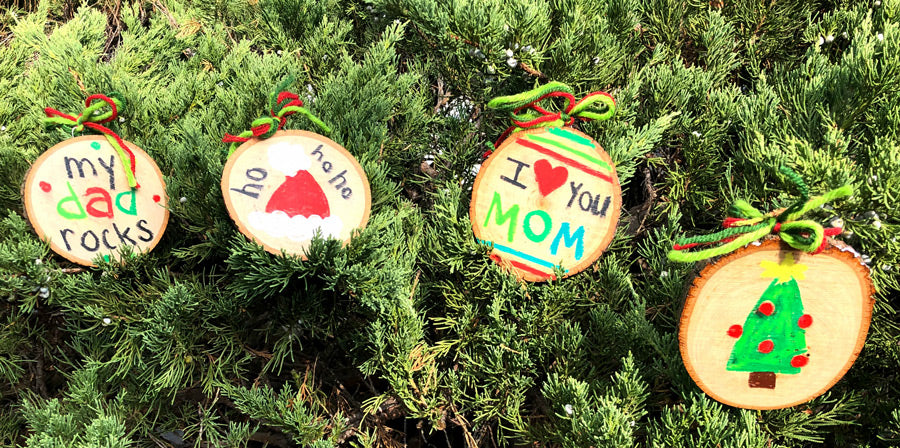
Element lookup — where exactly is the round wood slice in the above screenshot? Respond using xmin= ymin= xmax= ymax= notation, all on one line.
xmin=470 ymin=126 xmax=621 ymax=281
xmin=221 ymin=130 xmax=371 ymax=258
xmin=679 ymin=238 xmax=875 ymax=410
xmin=23 ymin=135 xmax=169 ymax=266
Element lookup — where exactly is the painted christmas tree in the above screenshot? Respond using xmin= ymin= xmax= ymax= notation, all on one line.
xmin=726 ymin=253 xmax=813 ymax=389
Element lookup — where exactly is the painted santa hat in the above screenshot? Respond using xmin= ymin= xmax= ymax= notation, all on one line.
xmin=247 ymin=142 xmax=343 ymax=241
xmin=265 ymin=142 xmax=330 ymax=218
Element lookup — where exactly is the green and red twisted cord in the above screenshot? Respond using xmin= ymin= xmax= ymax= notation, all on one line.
xmin=222 ymin=78 xmax=331 ymax=156
xmin=668 ymin=166 xmax=853 ymax=262
xmin=485 ymin=81 xmax=617 ymax=157
xmin=44 ymin=93 xmax=140 ymax=189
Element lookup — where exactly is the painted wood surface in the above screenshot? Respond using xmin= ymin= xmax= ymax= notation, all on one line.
xmin=23 ymin=136 xmax=169 ymax=266
xmin=470 ymin=126 xmax=621 ymax=281
xmin=679 ymin=238 xmax=874 ymax=409
xmin=221 ymin=130 xmax=371 ymax=257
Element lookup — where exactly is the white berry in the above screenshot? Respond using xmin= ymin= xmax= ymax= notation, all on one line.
xmin=564 ymin=404 xmax=573 ymax=415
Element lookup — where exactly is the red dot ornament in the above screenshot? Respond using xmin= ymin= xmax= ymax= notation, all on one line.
xmin=791 ymin=355 xmax=809 ymax=368
xmin=757 ymin=301 xmax=775 ymax=316
xmin=727 ymin=325 xmax=742 ymax=338
xmin=757 ymin=340 xmax=774 ymax=354
xmin=798 ymin=314 xmax=812 ymax=328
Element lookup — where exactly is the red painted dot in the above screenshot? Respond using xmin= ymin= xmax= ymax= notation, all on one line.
xmin=39 ymin=181 xmax=51 ymax=192
xmin=727 ymin=325 xmax=743 ymax=338
xmin=152 ymin=195 xmax=161 ymax=202
xmin=757 ymin=301 xmax=775 ymax=316
xmin=791 ymin=355 xmax=809 ymax=368
xmin=798 ymin=314 xmax=813 ymax=328
xmin=758 ymin=340 xmax=774 ymax=353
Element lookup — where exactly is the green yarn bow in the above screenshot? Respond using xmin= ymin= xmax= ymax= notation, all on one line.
xmin=667 ymin=166 xmax=853 ymax=263
xmin=487 ymin=81 xmax=616 ymax=130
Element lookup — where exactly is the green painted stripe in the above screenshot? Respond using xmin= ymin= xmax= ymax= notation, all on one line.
xmin=549 ymin=127 xmax=594 ymax=148
xmin=527 ymin=134 xmax=611 ymax=171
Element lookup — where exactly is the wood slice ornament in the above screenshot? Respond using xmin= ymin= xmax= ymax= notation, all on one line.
xmin=669 ymin=168 xmax=870 ymax=409
xmin=679 ymin=238 xmax=874 ymax=409
xmin=25 ymin=96 xmax=169 ymax=266
xmin=471 ymin=127 xmax=621 ymax=281
xmin=473 ymin=83 xmax=621 ymax=281
xmin=220 ymin=88 xmax=371 ymax=258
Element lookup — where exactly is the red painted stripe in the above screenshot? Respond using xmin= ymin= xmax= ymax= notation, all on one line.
xmin=517 ymin=139 xmax=613 ymax=183
xmin=490 ymin=254 xmax=556 ymax=279
xmin=509 ymin=259 xmax=556 ymax=279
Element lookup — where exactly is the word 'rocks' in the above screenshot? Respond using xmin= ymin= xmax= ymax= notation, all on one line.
xmin=23 ymin=136 xmax=169 ymax=265
xmin=470 ymin=127 xmax=621 ymax=281
xmin=221 ymin=130 xmax=371 ymax=258
xmin=679 ymin=238 xmax=874 ymax=410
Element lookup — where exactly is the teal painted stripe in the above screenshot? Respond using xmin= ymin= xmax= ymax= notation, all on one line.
xmin=549 ymin=127 xmax=594 ymax=148
xmin=527 ymin=134 xmax=612 ymax=171
xmin=477 ymin=239 xmax=568 ymax=272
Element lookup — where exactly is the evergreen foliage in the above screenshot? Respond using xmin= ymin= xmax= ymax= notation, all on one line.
xmin=1 ymin=0 xmax=898 ymax=446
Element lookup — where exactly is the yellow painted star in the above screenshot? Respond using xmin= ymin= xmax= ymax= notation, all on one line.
xmin=760 ymin=253 xmax=807 ymax=283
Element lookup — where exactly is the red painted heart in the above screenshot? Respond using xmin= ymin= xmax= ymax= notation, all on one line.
xmin=533 ymin=159 xmax=568 ymax=196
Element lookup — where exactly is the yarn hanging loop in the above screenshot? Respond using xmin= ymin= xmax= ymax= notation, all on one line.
xmin=222 ymin=77 xmax=332 ymax=156
xmin=484 ymin=81 xmax=616 ymax=157
xmin=44 ymin=93 xmax=140 ymax=189
xmin=668 ymin=166 xmax=853 ymax=263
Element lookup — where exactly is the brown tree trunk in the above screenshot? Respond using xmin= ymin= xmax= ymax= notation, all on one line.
xmin=748 ymin=371 xmax=776 ymax=389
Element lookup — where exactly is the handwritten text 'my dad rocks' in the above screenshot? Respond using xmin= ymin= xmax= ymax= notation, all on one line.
xmin=54 ymin=155 xmax=156 ymax=253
